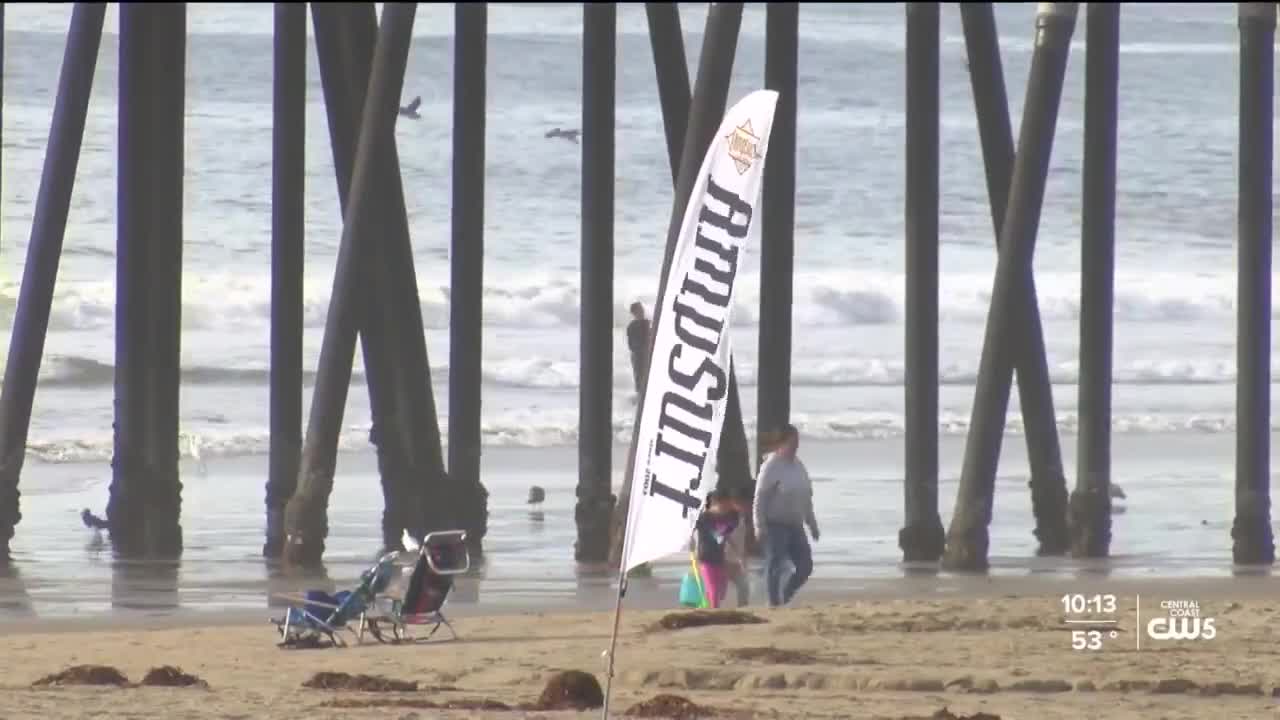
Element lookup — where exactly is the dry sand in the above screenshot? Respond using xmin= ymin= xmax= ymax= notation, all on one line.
xmin=2 ymin=579 xmax=1278 ymax=719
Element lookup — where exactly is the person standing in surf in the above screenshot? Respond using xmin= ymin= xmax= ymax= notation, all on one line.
xmin=753 ymin=424 xmax=819 ymax=607
xmin=625 ymin=302 xmax=651 ymax=394
xmin=693 ymin=491 xmax=740 ymax=609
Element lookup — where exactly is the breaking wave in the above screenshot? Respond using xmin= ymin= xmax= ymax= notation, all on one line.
xmin=0 ymin=268 xmax=1255 ymax=335
xmin=20 ymin=409 xmax=1265 ymax=464
xmin=22 ymin=353 xmax=1264 ymax=390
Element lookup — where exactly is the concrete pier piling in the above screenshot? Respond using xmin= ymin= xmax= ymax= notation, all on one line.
xmin=901 ymin=2 xmax=945 ymax=564
xmin=641 ymin=2 xmax=754 ymax=516
xmin=0 ymin=2 xmax=5 ymax=255
xmin=448 ymin=1 xmax=491 ymax=559
xmin=577 ymin=2 xmax=617 ymax=565
xmin=2 ymin=2 xmax=1275 ymax=574
xmin=759 ymin=2 xmax=799 ymax=470
xmin=308 ymin=3 xmax=411 ymax=554
xmin=645 ymin=2 xmax=692 ymax=181
xmin=0 ymin=2 xmax=106 ymax=562
xmin=1231 ymin=1 xmax=1276 ymax=566
xmin=264 ymin=1 xmax=307 ymax=559
xmin=284 ymin=2 xmax=418 ymax=566
xmin=1070 ymin=1 xmax=1121 ymax=559
xmin=944 ymin=3 xmax=1077 ymax=572
xmin=610 ymin=2 xmax=746 ymax=569
xmin=109 ymin=2 xmax=187 ymax=559
xmin=959 ymin=2 xmax=1070 ymax=559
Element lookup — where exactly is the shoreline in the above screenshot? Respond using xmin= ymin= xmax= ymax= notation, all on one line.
xmin=2 ymin=430 xmax=1270 ymax=625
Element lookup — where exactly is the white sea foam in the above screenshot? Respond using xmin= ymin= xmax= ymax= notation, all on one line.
xmin=0 ymin=267 xmax=1256 ymax=335
xmin=18 ymin=350 xmax=1263 ymax=391
xmin=16 ymin=408 xmax=1267 ymax=464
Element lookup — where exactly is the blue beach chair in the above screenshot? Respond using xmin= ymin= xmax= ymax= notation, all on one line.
xmin=270 ymin=551 xmax=399 ymax=649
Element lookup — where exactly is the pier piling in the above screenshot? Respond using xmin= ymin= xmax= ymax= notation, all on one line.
xmin=901 ymin=2 xmax=945 ymax=564
xmin=610 ymin=2 xmax=745 ymax=568
xmin=264 ymin=1 xmax=307 ymax=559
xmin=645 ymin=2 xmax=691 ymax=181
xmin=109 ymin=2 xmax=187 ymax=558
xmin=959 ymin=2 xmax=1070 ymax=558
xmin=717 ymin=367 xmax=753 ymax=505
xmin=944 ymin=3 xmax=1077 ymax=572
xmin=576 ymin=1 xmax=617 ymax=565
xmin=759 ymin=1 xmax=799 ymax=469
xmin=309 ymin=3 xmax=410 ymax=553
xmin=311 ymin=2 xmax=456 ymax=555
xmin=0 ymin=2 xmax=105 ymax=563
xmin=320 ymin=2 xmax=460 ymax=553
xmin=284 ymin=1 xmax=417 ymax=566
xmin=448 ymin=1 xmax=490 ymax=559
xmin=1231 ymin=1 xmax=1275 ymax=566
xmin=1 ymin=3 xmax=5 ymax=254
xmin=1070 ymin=1 xmax=1120 ymax=558
xmin=4 ymin=1 xmax=1273 ymax=576
xmin=641 ymin=2 xmax=753 ymax=521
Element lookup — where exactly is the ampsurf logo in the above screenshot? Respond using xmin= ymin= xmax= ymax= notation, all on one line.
xmin=1146 ymin=600 xmax=1216 ymax=641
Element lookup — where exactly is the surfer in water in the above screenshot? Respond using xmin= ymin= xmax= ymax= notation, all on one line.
xmin=399 ymin=96 xmax=422 ymax=119
xmin=626 ymin=302 xmax=651 ymax=395
xmin=545 ymin=127 xmax=581 ymax=143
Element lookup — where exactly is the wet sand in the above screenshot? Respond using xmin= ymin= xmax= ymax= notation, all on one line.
xmin=1 ymin=576 xmax=1277 ymax=719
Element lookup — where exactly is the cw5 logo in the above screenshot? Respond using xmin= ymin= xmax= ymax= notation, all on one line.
xmin=1146 ymin=616 xmax=1216 ymax=641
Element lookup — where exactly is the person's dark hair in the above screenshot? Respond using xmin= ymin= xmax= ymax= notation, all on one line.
xmin=630 ymin=301 xmax=644 ymax=316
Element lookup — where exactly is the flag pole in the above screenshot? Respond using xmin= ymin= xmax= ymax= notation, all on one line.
xmin=598 ymin=5 xmax=745 ymax=718
xmin=600 ymin=572 xmax=627 ymax=719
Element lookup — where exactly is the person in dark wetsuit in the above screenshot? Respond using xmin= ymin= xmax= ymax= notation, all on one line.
xmin=626 ymin=302 xmax=651 ymax=394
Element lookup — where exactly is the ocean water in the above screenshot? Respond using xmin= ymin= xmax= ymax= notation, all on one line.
xmin=0 ymin=3 xmax=1276 ymax=618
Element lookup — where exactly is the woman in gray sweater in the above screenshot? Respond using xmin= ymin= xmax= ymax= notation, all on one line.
xmin=752 ymin=424 xmax=820 ymax=607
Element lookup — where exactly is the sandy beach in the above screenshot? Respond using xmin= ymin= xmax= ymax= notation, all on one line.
xmin=1 ymin=577 xmax=1277 ymax=719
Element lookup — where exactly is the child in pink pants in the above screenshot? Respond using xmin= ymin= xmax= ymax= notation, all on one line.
xmin=694 ymin=492 xmax=741 ymax=609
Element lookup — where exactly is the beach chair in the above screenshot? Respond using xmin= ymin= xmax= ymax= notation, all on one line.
xmin=359 ymin=530 xmax=470 ymax=644
xmin=270 ymin=551 xmax=399 ymax=649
